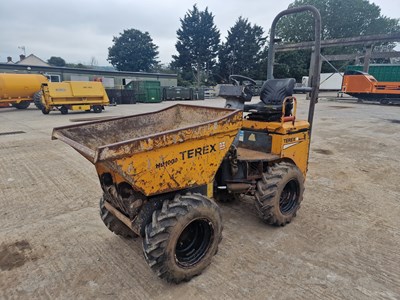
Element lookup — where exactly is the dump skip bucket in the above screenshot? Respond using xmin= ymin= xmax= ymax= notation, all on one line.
xmin=52 ymin=104 xmax=242 ymax=196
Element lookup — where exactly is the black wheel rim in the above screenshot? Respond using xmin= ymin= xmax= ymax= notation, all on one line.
xmin=175 ymin=219 xmax=213 ymax=267
xmin=279 ymin=179 xmax=299 ymax=214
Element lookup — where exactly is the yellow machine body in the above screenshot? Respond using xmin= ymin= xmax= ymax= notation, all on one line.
xmin=70 ymin=105 xmax=92 ymax=111
xmin=242 ymin=119 xmax=310 ymax=177
xmin=41 ymin=81 xmax=109 ymax=111
xmin=0 ymin=73 xmax=48 ymax=105
xmin=52 ymin=101 xmax=309 ymax=194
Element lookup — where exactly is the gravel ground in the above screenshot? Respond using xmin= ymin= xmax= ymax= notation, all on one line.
xmin=0 ymin=94 xmax=399 ymax=299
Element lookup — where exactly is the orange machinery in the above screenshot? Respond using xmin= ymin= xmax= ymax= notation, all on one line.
xmin=341 ymin=70 xmax=400 ymax=104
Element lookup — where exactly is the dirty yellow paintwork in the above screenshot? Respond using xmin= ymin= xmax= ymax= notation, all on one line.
xmin=50 ymin=105 xmax=243 ymax=197
xmin=93 ymin=115 xmax=309 ymax=195
xmin=243 ymin=119 xmax=310 ymax=176
xmin=41 ymin=81 xmax=109 ymax=110
xmin=271 ymin=131 xmax=310 ymax=177
xmin=94 ymin=112 xmax=243 ymax=163
xmin=95 ymin=130 xmax=238 ymax=196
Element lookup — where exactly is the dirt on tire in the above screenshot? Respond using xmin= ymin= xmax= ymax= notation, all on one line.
xmin=255 ymin=162 xmax=304 ymax=226
xmin=143 ymin=193 xmax=222 ymax=283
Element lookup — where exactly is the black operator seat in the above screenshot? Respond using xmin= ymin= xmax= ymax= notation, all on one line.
xmin=244 ymin=78 xmax=296 ymax=118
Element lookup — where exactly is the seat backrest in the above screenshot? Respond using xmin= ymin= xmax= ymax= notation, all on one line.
xmin=260 ymin=78 xmax=296 ymax=105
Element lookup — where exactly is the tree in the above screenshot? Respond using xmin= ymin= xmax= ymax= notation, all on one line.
xmin=65 ymin=63 xmax=89 ymax=69
xmin=47 ymin=56 xmax=66 ymax=67
xmin=108 ymin=29 xmax=159 ymax=72
xmin=274 ymin=50 xmax=310 ymax=79
xmin=152 ymin=63 xmax=176 ymax=74
xmin=271 ymin=0 xmax=400 ymax=79
xmin=218 ymin=17 xmax=266 ymax=82
xmin=279 ymin=0 xmax=399 ymax=42
xmin=172 ymin=5 xmax=220 ymax=86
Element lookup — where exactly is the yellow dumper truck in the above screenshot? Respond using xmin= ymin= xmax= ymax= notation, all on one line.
xmin=0 ymin=73 xmax=48 ymax=109
xmin=39 ymin=81 xmax=110 ymax=114
xmin=52 ymin=5 xmax=321 ymax=283
xmin=52 ymin=105 xmax=241 ymax=283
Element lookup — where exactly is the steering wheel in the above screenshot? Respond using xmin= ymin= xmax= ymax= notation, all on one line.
xmin=229 ymin=75 xmax=257 ymax=87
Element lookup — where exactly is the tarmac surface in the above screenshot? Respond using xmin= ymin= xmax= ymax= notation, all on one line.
xmin=0 ymin=94 xmax=399 ymax=299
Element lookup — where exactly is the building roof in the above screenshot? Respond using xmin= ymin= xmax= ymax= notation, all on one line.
xmin=0 ymin=62 xmax=177 ymax=79
xmin=16 ymin=54 xmax=49 ymax=67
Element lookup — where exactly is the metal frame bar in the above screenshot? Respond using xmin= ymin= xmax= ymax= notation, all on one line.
xmin=267 ymin=5 xmax=321 ymax=137
xmin=104 ymin=201 xmax=140 ymax=236
xmin=275 ymin=33 xmax=400 ymax=52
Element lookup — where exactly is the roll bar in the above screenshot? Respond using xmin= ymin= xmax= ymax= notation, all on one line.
xmin=266 ymin=5 xmax=321 ymax=137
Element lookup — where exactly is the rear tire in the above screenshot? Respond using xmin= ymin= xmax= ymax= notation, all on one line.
xmin=41 ymin=107 xmax=50 ymax=115
xmin=380 ymin=99 xmax=389 ymax=105
xmin=99 ymin=195 xmax=137 ymax=238
xmin=255 ymin=162 xmax=304 ymax=226
xmin=60 ymin=106 xmax=68 ymax=115
xmin=143 ymin=193 xmax=222 ymax=283
xmin=12 ymin=101 xmax=30 ymax=109
xmin=33 ymin=91 xmax=44 ymax=110
xmin=93 ymin=105 xmax=102 ymax=113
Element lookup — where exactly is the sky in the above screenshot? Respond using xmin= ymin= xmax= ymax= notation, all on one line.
xmin=0 ymin=0 xmax=398 ymax=66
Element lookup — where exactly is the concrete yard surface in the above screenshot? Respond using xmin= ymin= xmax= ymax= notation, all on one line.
xmin=0 ymin=95 xmax=399 ymax=299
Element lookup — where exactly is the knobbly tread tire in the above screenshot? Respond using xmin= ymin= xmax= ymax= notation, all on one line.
xmin=99 ymin=195 xmax=137 ymax=238
xmin=33 ymin=91 xmax=44 ymax=110
xmin=12 ymin=101 xmax=30 ymax=109
xmin=255 ymin=162 xmax=304 ymax=226
xmin=142 ymin=193 xmax=222 ymax=283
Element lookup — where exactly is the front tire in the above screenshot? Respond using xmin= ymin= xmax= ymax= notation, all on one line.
xmin=143 ymin=193 xmax=222 ymax=283
xmin=60 ymin=106 xmax=68 ymax=115
xmin=255 ymin=162 xmax=304 ymax=226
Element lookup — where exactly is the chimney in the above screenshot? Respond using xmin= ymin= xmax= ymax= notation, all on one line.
xmin=7 ymin=56 xmax=12 ymax=62
xmin=19 ymin=54 xmax=26 ymax=61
